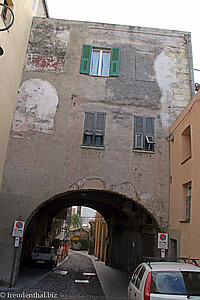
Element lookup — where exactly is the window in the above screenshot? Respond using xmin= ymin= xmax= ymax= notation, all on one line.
xmin=135 ymin=266 xmax=146 ymax=290
xmin=151 ymin=271 xmax=200 ymax=295
xmin=1 ymin=0 xmax=13 ymax=26
xmin=181 ymin=182 xmax=192 ymax=222
xmin=83 ymin=112 xmax=106 ymax=147
xmin=185 ymin=182 xmax=192 ymax=221
xmin=134 ymin=116 xmax=155 ymax=151
xmin=131 ymin=265 xmax=142 ymax=285
xmin=80 ymin=44 xmax=120 ymax=77
xmin=181 ymin=125 xmax=191 ymax=163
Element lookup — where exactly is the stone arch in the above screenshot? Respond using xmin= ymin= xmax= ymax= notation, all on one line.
xmin=20 ymin=189 xmax=160 ymax=276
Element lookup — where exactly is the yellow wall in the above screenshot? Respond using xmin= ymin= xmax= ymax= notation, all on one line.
xmin=0 ymin=0 xmax=44 ymax=187
xmin=94 ymin=212 xmax=108 ymax=262
xmin=170 ymin=90 xmax=200 ymax=258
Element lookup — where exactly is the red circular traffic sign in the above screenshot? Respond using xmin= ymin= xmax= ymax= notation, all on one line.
xmin=160 ymin=234 xmax=167 ymax=241
xmin=16 ymin=221 xmax=23 ymax=229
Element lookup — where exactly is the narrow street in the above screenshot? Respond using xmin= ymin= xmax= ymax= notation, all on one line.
xmin=0 ymin=251 xmax=129 ymax=300
xmin=21 ymin=251 xmax=106 ymax=299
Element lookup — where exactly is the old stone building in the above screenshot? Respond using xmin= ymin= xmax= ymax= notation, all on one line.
xmin=0 ymin=17 xmax=194 ymax=285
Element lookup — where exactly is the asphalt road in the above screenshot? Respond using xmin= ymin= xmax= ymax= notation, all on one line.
xmin=19 ymin=251 xmax=106 ymax=300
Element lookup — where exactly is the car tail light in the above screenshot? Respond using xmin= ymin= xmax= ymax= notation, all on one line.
xmin=144 ymin=271 xmax=152 ymax=300
xmin=50 ymin=255 xmax=53 ymax=260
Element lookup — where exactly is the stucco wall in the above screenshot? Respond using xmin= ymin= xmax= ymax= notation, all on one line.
xmin=170 ymin=90 xmax=200 ymax=258
xmin=0 ymin=18 xmax=193 ymax=284
xmin=0 ymin=0 xmax=45 ymax=188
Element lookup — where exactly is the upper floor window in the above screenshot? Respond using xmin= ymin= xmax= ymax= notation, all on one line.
xmin=80 ymin=44 xmax=120 ymax=77
xmin=182 ymin=181 xmax=192 ymax=221
xmin=134 ymin=116 xmax=155 ymax=152
xmin=83 ymin=112 xmax=106 ymax=147
xmin=181 ymin=125 xmax=191 ymax=163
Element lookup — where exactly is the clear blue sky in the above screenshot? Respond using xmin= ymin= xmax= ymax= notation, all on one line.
xmin=46 ymin=0 xmax=200 ymax=83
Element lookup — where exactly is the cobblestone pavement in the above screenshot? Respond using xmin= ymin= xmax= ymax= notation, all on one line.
xmin=3 ymin=251 xmax=106 ymax=300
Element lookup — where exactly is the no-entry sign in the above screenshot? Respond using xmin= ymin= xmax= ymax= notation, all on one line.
xmin=158 ymin=233 xmax=168 ymax=249
xmin=12 ymin=220 xmax=25 ymax=238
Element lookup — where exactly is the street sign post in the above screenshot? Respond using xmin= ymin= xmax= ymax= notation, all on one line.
xmin=12 ymin=220 xmax=25 ymax=238
xmin=158 ymin=233 xmax=168 ymax=250
xmin=14 ymin=237 xmax=20 ymax=247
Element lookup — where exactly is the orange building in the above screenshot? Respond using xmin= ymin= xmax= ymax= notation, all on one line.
xmin=169 ymin=90 xmax=200 ymax=259
xmin=94 ymin=212 xmax=108 ymax=262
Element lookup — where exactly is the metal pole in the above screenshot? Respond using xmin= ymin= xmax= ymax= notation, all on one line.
xmin=9 ymin=245 xmax=18 ymax=287
xmin=9 ymin=238 xmax=20 ymax=288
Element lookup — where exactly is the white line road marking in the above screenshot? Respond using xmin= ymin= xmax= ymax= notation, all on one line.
xmin=83 ymin=273 xmax=96 ymax=276
xmin=75 ymin=280 xmax=89 ymax=283
xmin=54 ymin=270 xmax=68 ymax=275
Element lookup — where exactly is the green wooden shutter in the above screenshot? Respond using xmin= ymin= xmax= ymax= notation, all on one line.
xmin=134 ymin=116 xmax=144 ymax=149
xmin=109 ymin=47 xmax=120 ymax=77
xmin=80 ymin=44 xmax=92 ymax=74
xmin=84 ymin=112 xmax=94 ymax=134
xmin=95 ymin=113 xmax=106 ymax=146
xmin=95 ymin=113 xmax=105 ymax=135
xmin=146 ymin=117 xmax=154 ymax=136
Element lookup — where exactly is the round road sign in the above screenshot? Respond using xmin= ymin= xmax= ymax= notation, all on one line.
xmin=16 ymin=221 xmax=23 ymax=229
xmin=160 ymin=233 xmax=167 ymax=241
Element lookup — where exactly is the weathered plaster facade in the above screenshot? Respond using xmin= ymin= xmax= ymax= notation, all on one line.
xmin=0 ymin=17 xmax=194 ymax=285
xmin=0 ymin=0 xmax=48 ymax=188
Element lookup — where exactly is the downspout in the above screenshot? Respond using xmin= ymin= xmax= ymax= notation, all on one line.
xmin=185 ymin=34 xmax=195 ymax=98
xmin=42 ymin=0 xmax=49 ymax=18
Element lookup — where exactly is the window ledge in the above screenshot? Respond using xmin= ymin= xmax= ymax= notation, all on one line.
xmin=181 ymin=155 xmax=191 ymax=164
xmin=179 ymin=220 xmax=190 ymax=223
xmin=81 ymin=145 xmax=105 ymax=150
xmin=132 ymin=149 xmax=155 ymax=154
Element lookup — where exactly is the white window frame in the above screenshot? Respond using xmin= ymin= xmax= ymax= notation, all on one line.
xmin=90 ymin=49 xmax=110 ymax=77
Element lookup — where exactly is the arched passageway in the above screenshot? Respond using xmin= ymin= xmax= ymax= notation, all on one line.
xmin=21 ymin=189 xmax=159 ymax=273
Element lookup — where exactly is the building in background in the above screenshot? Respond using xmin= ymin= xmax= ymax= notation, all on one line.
xmin=71 ymin=206 xmax=96 ymax=227
xmin=94 ymin=212 xmax=108 ymax=263
xmin=169 ymin=90 xmax=200 ymax=259
xmin=0 ymin=0 xmax=48 ymax=188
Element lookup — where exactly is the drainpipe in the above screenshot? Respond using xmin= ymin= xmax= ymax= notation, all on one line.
xmin=185 ymin=34 xmax=195 ymax=98
xmin=42 ymin=0 xmax=49 ymax=18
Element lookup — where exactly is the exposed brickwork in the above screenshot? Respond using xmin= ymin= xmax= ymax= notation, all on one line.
xmin=24 ymin=54 xmax=65 ymax=73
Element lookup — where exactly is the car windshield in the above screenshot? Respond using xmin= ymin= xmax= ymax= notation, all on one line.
xmin=151 ymin=271 xmax=200 ymax=296
xmin=34 ymin=247 xmax=52 ymax=254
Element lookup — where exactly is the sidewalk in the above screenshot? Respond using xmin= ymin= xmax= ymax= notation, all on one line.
xmin=76 ymin=250 xmax=129 ymax=300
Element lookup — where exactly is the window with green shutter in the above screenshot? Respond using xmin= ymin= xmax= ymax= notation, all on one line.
xmin=134 ymin=116 xmax=155 ymax=151
xmin=109 ymin=47 xmax=120 ymax=76
xmin=80 ymin=44 xmax=120 ymax=77
xmin=83 ymin=112 xmax=106 ymax=147
xmin=80 ymin=44 xmax=92 ymax=74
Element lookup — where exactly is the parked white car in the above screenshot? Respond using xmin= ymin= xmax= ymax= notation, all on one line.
xmin=31 ymin=245 xmax=57 ymax=269
xmin=128 ymin=261 xmax=200 ymax=300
